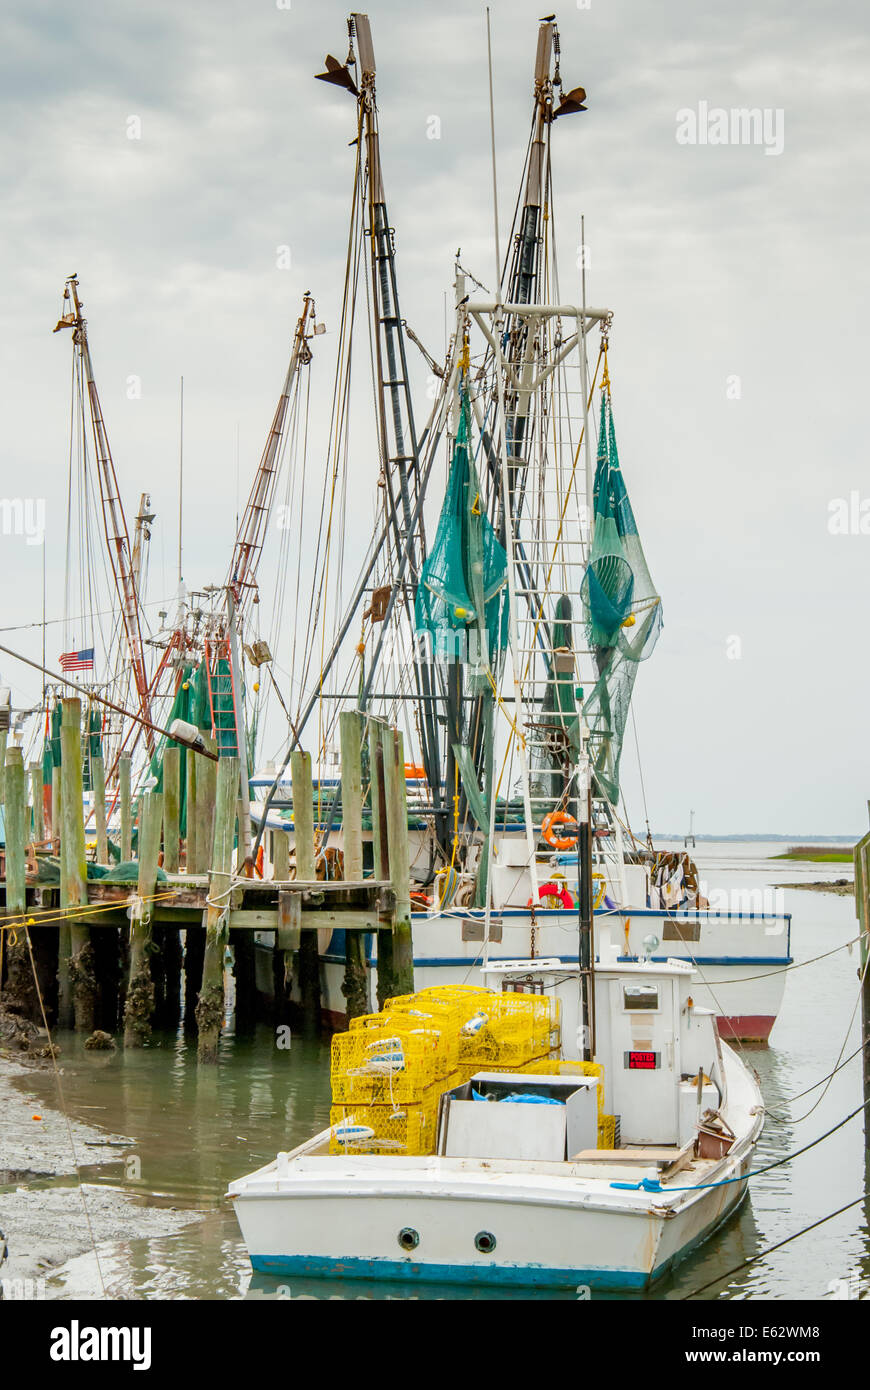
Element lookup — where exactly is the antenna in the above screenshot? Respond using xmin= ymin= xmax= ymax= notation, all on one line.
xmin=177 ymin=376 xmax=184 ymax=587
xmin=485 ymin=8 xmax=502 ymax=302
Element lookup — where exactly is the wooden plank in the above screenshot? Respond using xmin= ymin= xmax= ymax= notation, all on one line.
xmin=276 ymin=890 xmax=301 ymax=951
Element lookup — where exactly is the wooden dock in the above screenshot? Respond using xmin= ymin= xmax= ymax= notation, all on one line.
xmin=0 ymin=705 xmax=414 ymax=1060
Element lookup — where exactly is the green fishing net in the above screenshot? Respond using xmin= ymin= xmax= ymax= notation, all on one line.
xmin=415 ymin=390 xmax=508 ymax=671
xmin=581 ymin=389 xmax=662 ymax=804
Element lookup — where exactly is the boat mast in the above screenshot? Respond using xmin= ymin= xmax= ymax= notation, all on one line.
xmin=224 ymin=292 xmax=318 ymax=869
xmin=54 ymin=276 xmax=155 ymax=755
xmin=316 ymin=13 xmax=446 ymax=841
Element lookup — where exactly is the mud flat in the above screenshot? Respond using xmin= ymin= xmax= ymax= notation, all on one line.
xmin=0 ymin=1054 xmax=204 ymax=1291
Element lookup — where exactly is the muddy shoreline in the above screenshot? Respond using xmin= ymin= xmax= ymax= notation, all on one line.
xmin=0 ymin=1053 xmax=205 ymax=1294
xmin=778 ymin=879 xmax=854 ymax=896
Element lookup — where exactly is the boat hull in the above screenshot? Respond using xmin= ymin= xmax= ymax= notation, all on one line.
xmin=254 ymin=906 xmax=789 ymax=1041
xmin=232 ymin=1154 xmax=751 ymax=1291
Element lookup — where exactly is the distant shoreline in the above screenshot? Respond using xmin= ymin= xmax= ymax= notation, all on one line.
xmin=653 ymin=834 xmax=856 ymax=845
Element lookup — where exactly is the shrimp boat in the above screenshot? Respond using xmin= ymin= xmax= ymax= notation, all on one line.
xmin=230 ymin=958 xmax=764 ymax=1289
xmin=246 ymin=12 xmax=789 ymax=1042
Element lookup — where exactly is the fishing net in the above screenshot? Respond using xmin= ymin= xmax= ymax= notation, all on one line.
xmin=415 ymin=390 xmax=508 ymax=674
xmin=580 ymin=388 xmax=662 ymax=804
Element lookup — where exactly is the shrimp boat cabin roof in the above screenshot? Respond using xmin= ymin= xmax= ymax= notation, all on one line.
xmin=228 ymin=960 xmax=764 ymax=1289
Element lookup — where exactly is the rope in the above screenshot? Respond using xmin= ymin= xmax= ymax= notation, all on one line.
xmin=646 ymin=1093 xmax=870 ymax=1195
xmin=20 ymin=926 xmax=108 ymax=1298
xmin=681 ymin=1192 xmax=867 ymax=1300
xmin=0 ymin=890 xmax=181 ymax=934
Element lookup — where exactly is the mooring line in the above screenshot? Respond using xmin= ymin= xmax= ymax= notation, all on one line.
xmin=21 ymin=927 xmax=108 ymax=1298
xmin=681 ymin=1191 xmax=867 ymax=1300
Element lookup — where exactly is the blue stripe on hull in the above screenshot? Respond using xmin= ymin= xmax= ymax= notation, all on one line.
xmin=249 ymin=1253 xmax=651 ymax=1290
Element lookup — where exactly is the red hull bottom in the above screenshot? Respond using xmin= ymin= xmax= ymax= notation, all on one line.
xmin=716 ymin=1014 xmax=775 ymax=1043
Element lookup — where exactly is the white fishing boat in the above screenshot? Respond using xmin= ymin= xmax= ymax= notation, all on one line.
xmin=230 ymin=957 xmax=764 ymax=1289
xmin=244 ymin=11 xmax=790 ymax=1043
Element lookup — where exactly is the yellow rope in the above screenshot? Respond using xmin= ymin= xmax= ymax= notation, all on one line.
xmin=0 ymin=889 xmax=181 ymax=933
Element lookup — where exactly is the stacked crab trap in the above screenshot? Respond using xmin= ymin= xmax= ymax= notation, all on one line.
xmin=329 ymin=984 xmax=614 ymax=1156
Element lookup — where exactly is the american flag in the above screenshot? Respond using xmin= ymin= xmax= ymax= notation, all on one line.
xmin=59 ymin=647 xmax=95 ymax=673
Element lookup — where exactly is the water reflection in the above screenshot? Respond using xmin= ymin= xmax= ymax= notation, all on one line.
xmin=11 ymin=844 xmax=870 ymax=1300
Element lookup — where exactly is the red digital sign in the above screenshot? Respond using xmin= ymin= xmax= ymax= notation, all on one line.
xmin=628 ymin=1051 xmax=658 ymax=1070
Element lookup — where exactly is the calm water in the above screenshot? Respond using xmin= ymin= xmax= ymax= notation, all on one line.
xmin=13 ymin=841 xmax=869 ymax=1301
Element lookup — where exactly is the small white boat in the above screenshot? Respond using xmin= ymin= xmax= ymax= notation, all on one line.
xmin=229 ymin=959 xmax=764 ymax=1290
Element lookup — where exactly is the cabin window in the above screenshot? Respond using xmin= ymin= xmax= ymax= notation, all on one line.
xmin=623 ymin=984 xmax=659 ymax=1011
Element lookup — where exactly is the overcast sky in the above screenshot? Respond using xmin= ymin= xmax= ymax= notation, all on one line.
xmin=1 ymin=0 xmax=868 ymax=835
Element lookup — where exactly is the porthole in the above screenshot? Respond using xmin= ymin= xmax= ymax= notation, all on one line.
xmin=398 ymin=1227 xmax=419 ymax=1251
xmin=474 ymin=1230 xmax=496 ymax=1254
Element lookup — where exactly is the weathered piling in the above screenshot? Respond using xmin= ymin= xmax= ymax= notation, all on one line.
xmin=340 ymin=711 xmax=369 ymax=1020
xmin=185 ymin=745 xmax=198 ymax=871
xmin=383 ymin=725 xmax=414 ymax=996
xmin=271 ymin=828 xmax=293 ymax=1021
xmin=2 ymin=746 xmax=37 ymax=1018
xmin=291 ymin=749 xmax=322 ymax=1034
xmin=123 ymin=791 xmax=163 ymax=1047
xmin=196 ymin=755 xmax=237 ymax=1062
xmin=51 ymin=763 xmax=62 ymax=853
xmin=91 ymin=752 xmax=108 ymax=866
xmin=162 ymin=745 xmax=180 ymax=873
xmin=119 ymin=754 xmax=132 ymax=861
xmin=29 ymin=761 xmax=44 ymax=847
xmin=61 ymin=698 xmax=96 ymax=1033
xmin=369 ymin=721 xmax=394 ymax=1007
xmin=192 ymin=735 xmax=217 ymax=873
xmin=183 ymin=923 xmax=205 ymax=1033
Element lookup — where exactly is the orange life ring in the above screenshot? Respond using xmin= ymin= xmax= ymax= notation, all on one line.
xmin=541 ymin=810 xmax=579 ymax=851
xmin=255 ymin=844 xmax=264 ymax=879
xmin=528 ymin=881 xmax=575 ymax=910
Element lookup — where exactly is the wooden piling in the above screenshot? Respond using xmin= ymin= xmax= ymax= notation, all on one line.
xmin=29 ymin=761 xmax=44 ymax=847
xmin=2 ymin=747 xmax=37 ymax=1019
xmin=51 ymin=763 xmax=62 ymax=853
xmin=271 ymin=828 xmax=293 ymax=1018
xmin=340 ymin=711 xmax=369 ymax=1020
xmin=60 ymin=698 xmax=96 ymax=1033
xmin=291 ymin=750 xmax=321 ymax=1034
xmin=0 ymin=727 xmax=7 ymax=806
xmin=123 ymin=791 xmax=163 ymax=1047
xmin=196 ymin=755 xmax=237 ymax=1062
xmin=163 ymin=745 xmax=181 ymax=874
xmin=369 ymin=721 xmax=394 ymax=1007
xmin=119 ymin=755 xmax=132 ymax=861
xmin=91 ymin=753 xmax=109 ymax=866
xmin=186 ymin=746 xmax=198 ymax=871
xmin=383 ymin=725 xmax=414 ymax=996
xmin=192 ymin=735 xmax=217 ymax=875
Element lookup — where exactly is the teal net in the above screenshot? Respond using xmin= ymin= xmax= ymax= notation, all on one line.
xmin=580 ymin=388 xmax=662 ymax=804
xmin=415 ymin=390 xmax=508 ymax=672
